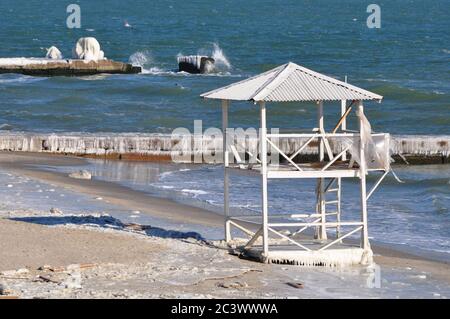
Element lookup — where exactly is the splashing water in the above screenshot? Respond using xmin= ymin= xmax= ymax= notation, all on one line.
xmin=129 ymin=51 xmax=164 ymax=74
xmin=211 ymin=43 xmax=231 ymax=70
xmin=129 ymin=50 xmax=151 ymax=67
xmin=195 ymin=43 xmax=231 ymax=74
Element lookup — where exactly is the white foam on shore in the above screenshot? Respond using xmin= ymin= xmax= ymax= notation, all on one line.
xmin=181 ymin=189 xmax=208 ymax=196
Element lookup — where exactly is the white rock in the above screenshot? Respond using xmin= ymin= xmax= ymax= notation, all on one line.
xmin=46 ymin=46 xmax=63 ymax=59
xmin=72 ymin=37 xmax=105 ymax=61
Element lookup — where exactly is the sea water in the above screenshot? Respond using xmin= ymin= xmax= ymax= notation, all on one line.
xmin=0 ymin=0 xmax=448 ymax=134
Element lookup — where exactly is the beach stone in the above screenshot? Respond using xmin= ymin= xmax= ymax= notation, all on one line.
xmin=37 ymin=265 xmax=52 ymax=271
xmin=68 ymin=170 xmax=92 ymax=180
xmin=217 ymin=281 xmax=248 ymax=289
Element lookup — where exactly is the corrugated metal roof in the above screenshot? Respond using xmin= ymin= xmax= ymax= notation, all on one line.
xmin=200 ymin=62 xmax=383 ymax=102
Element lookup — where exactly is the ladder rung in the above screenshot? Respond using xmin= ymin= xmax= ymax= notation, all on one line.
xmin=327 ymin=188 xmax=339 ymax=192
xmin=325 ymin=200 xmax=339 ymax=205
xmin=291 ymin=214 xmax=318 ymax=219
xmin=291 ymin=212 xmax=338 ymax=219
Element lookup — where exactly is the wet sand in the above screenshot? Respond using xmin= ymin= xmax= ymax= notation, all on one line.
xmin=0 ymin=152 xmax=224 ymax=227
xmin=0 ymin=151 xmax=449 ymax=298
xmin=0 ymin=218 xmax=163 ymax=271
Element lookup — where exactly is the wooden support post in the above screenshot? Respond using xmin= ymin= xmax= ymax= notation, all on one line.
xmin=358 ymin=101 xmax=369 ymax=250
xmin=318 ymin=101 xmax=324 ymax=161
xmin=341 ymin=99 xmax=348 ymax=161
xmin=317 ymin=101 xmax=327 ymax=240
xmin=337 ymin=177 xmax=342 ymax=239
xmin=222 ymin=100 xmax=231 ymax=243
xmin=260 ymin=101 xmax=269 ymax=258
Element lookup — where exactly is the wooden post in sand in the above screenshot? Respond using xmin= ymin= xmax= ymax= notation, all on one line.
xmin=222 ymin=99 xmax=231 ymax=243
xmin=358 ymin=100 xmax=370 ymax=250
xmin=259 ymin=101 xmax=269 ymax=258
xmin=317 ymin=101 xmax=327 ymax=240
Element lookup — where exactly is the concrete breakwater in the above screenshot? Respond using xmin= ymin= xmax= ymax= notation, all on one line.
xmin=0 ymin=58 xmax=141 ymax=76
xmin=0 ymin=132 xmax=448 ymax=164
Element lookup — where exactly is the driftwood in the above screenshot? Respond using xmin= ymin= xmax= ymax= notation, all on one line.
xmin=286 ymin=282 xmax=304 ymax=289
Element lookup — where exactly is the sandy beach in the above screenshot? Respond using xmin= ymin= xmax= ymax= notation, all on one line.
xmin=0 ymin=151 xmax=449 ymax=299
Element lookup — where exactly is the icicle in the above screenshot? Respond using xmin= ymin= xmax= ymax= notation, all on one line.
xmin=0 ymin=133 xmax=448 ymax=162
xmin=265 ymin=248 xmax=368 ymax=267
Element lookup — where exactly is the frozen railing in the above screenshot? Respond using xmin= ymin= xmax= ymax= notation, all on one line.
xmin=0 ymin=132 xmax=448 ymax=162
xmin=229 ymin=132 xmax=391 ymax=171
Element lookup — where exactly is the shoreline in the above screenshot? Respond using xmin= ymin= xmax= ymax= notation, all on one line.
xmin=0 ymin=151 xmax=448 ymax=264
xmin=0 ymin=152 xmax=223 ymax=228
xmin=1 ymin=151 xmax=449 ymax=298
xmin=1 ymin=208 xmax=450 ymax=298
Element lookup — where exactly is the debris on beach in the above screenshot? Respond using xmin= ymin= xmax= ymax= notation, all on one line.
xmin=36 ymin=274 xmax=60 ymax=284
xmin=0 ymin=282 xmax=17 ymax=299
xmin=286 ymin=282 xmax=304 ymax=289
xmin=0 ymin=268 xmax=30 ymax=277
xmin=217 ymin=281 xmax=248 ymax=289
xmin=68 ymin=170 xmax=92 ymax=180
xmin=49 ymin=207 xmax=64 ymax=215
xmin=0 ymin=282 xmax=6 ymax=294
xmin=62 ymin=272 xmax=82 ymax=289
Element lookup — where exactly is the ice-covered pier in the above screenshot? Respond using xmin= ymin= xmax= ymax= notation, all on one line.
xmin=0 ymin=132 xmax=448 ymax=164
xmin=0 ymin=58 xmax=141 ymax=76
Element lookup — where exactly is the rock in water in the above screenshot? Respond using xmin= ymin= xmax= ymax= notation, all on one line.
xmin=68 ymin=170 xmax=92 ymax=180
xmin=72 ymin=37 xmax=105 ymax=61
xmin=177 ymin=55 xmax=215 ymax=74
xmin=46 ymin=46 xmax=63 ymax=60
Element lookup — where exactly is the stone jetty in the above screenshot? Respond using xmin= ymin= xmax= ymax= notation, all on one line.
xmin=0 ymin=58 xmax=141 ymax=76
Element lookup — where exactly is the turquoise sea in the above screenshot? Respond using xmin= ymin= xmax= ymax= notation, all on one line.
xmin=0 ymin=0 xmax=448 ymax=134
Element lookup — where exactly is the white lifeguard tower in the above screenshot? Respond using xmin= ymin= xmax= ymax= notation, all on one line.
xmin=201 ymin=62 xmax=391 ymax=266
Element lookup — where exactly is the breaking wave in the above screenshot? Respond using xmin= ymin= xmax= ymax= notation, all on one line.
xmin=128 ymin=50 xmax=167 ymax=74
xmin=129 ymin=43 xmax=233 ymax=76
xmin=195 ymin=42 xmax=232 ymax=74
